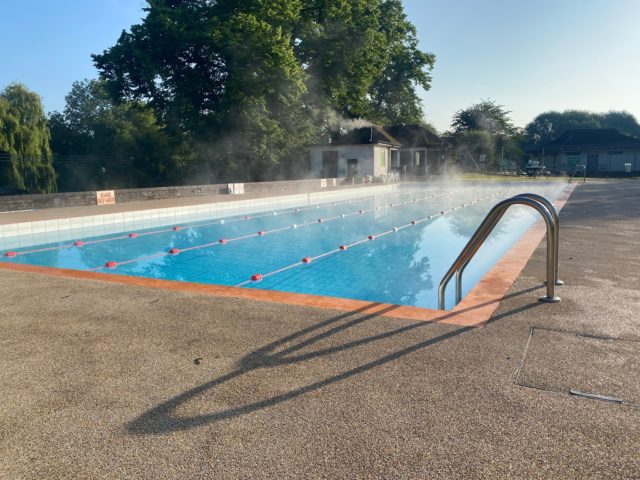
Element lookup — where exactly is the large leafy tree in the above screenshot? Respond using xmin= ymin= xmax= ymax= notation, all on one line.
xmin=92 ymin=0 xmax=434 ymax=180
xmin=0 ymin=83 xmax=56 ymax=193
xmin=524 ymin=110 xmax=640 ymax=145
xmin=49 ymin=80 xmax=191 ymax=190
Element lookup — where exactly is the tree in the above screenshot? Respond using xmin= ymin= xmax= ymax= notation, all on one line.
xmin=297 ymin=0 xmax=435 ymax=124
xmin=448 ymin=100 xmax=520 ymax=169
xmin=92 ymin=0 xmax=434 ymax=181
xmin=49 ymin=79 xmax=191 ymax=190
xmin=450 ymin=99 xmax=516 ymax=137
xmin=455 ymin=130 xmax=495 ymax=169
xmin=600 ymin=111 xmax=640 ymax=138
xmin=0 ymin=83 xmax=56 ymax=193
xmin=523 ymin=110 xmax=640 ymax=145
xmin=523 ymin=110 xmax=600 ymax=145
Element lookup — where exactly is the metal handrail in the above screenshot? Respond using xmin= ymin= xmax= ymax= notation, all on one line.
xmin=569 ymin=164 xmax=586 ymax=183
xmin=452 ymin=193 xmax=562 ymax=306
xmin=438 ymin=195 xmax=561 ymax=310
xmin=504 ymin=193 xmax=562 ymax=285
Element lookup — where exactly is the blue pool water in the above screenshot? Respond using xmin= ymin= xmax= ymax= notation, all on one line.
xmin=1 ymin=182 xmax=567 ymax=310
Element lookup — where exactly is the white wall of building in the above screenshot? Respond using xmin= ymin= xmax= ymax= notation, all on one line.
xmin=547 ymin=150 xmax=640 ymax=172
xmin=310 ymin=144 xmax=382 ymax=177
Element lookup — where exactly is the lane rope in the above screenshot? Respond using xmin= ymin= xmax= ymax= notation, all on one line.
xmin=2 ymin=186 xmax=438 ymax=258
xmin=87 ymin=188 xmax=467 ymax=271
xmin=234 ymin=188 xmax=515 ymax=287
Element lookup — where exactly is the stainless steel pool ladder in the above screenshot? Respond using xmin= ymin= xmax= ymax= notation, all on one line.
xmin=438 ymin=193 xmax=563 ymax=310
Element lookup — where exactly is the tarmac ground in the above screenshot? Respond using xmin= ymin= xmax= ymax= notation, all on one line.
xmin=0 ymin=179 xmax=638 ymax=479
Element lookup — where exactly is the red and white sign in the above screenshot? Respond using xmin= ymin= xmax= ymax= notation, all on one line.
xmin=96 ymin=190 xmax=116 ymax=206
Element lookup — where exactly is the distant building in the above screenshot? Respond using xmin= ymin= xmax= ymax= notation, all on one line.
xmin=309 ymin=125 xmax=449 ymax=180
xmin=531 ymin=129 xmax=640 ymax=174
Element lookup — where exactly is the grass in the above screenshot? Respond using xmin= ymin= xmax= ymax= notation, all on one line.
xmin=458 ymin=173 xmax=570 ymax=182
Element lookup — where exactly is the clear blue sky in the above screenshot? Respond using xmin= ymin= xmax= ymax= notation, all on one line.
xmin=2 ymin=0 xmax=639 ymax=132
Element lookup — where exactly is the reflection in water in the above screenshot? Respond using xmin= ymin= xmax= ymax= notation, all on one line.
xmin=447 ymin=203 xmax=515 ymax=239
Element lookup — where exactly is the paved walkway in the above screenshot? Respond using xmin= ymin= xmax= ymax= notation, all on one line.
xmin=0 ymin=180 xmax=638 ymax=479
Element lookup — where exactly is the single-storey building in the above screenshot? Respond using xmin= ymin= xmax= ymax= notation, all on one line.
xmin=385 ymin=125 xmax=450 ymax=176
xmin=530 ymin=129 xmax=640 ymax=175
xmin=309 ymin=125 xmax=450 ymax=180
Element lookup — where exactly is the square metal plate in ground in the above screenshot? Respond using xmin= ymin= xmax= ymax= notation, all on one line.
xmin=516 ymin=328 xmax=640 ymax=405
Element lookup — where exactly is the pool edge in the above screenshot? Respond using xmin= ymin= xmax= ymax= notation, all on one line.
xmin=0 ymin=185 xmax=576 ymax=328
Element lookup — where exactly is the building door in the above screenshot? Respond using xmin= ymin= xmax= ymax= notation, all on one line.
xmin=347 ymin=159 xmax=358 ymax=178
xmin=587 ymin=154 xmax=598 ymax=175
xmin=322 ymin=151 xmax=339 ymax=178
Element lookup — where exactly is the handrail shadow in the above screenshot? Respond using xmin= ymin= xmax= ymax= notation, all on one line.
xmin=127 ymin=285 xmax=545 ymax=435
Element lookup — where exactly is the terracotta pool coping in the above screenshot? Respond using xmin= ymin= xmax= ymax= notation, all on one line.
xmin=0 ymin=186 xmax=575 ymax=327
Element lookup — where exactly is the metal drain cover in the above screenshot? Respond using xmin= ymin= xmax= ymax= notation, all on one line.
xmin=516 ymin=328 xmax=640 ymax=405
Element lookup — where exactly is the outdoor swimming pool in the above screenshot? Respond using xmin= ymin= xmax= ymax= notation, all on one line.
xmin=0 ymin=182 xmax=568 ymax=310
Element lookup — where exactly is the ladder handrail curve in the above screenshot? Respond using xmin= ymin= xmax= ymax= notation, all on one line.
xmin=438 ymin=195 xmax=559 ymax=310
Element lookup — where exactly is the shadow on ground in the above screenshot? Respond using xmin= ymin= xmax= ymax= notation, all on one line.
xmin=127 ymin=285 xmax=544 ymax=435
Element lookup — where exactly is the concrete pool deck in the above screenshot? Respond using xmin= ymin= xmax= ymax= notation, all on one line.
xmin=1 ymin=180 xmax=639 ymax=478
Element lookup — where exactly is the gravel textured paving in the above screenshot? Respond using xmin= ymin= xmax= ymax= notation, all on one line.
xmin=0 ymin=180 xmax=639 ymax=479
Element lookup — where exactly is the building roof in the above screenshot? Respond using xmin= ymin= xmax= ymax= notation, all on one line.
xmin=385 ymin=125 xmax=448 ymax=148
xmin=323 ymin=124 xmax=448 ymax=148
xmin=543 ymin=129 xmax=640 ymax=149
xmin=329 ymin=125 xmax=401 ymax=147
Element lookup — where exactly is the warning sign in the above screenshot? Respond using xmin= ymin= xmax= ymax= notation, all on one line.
xmin=96 ymin=190 xmax=116 ymax=206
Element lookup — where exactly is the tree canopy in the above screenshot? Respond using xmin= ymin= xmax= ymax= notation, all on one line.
xmin=450 ymin=99 xmax=517 ymax=137
xmin=49 ymin=79 xmax=192 ymax=190
xmin=524 ymin=110 xmax=640 ymax=145
xmin=92 ymin=0 xmax=435 ymax=180
xmin=0 ymin=83 xmax=56 ymax=193
xmin=447 ymin=99 xmax=521 ymax=169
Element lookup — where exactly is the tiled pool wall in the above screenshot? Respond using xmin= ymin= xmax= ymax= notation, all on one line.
xmin=0 ymin=184 xmax=399 ymax=250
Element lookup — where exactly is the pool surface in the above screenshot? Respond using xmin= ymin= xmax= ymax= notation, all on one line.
xmin=1 ymin=182 xmax=568 ymax=310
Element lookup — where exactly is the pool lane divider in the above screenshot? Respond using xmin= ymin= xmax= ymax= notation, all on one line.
xmin=2 ymin=186 xmax=437 ymax=258
xmin=233 ymin=188 xmax=514 ymax=288
xmin=88 ymin=188 xmax=467 ymax=271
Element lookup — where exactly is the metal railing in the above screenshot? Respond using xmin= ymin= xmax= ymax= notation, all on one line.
xmin=569 ymin=164 xmax=586 ymax=183
xmin=438 ymin=194 xmax=561 ymax=310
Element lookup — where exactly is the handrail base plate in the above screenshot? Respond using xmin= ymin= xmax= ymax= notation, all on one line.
xmin=539 ymin=295 xmax=561 ymax=303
